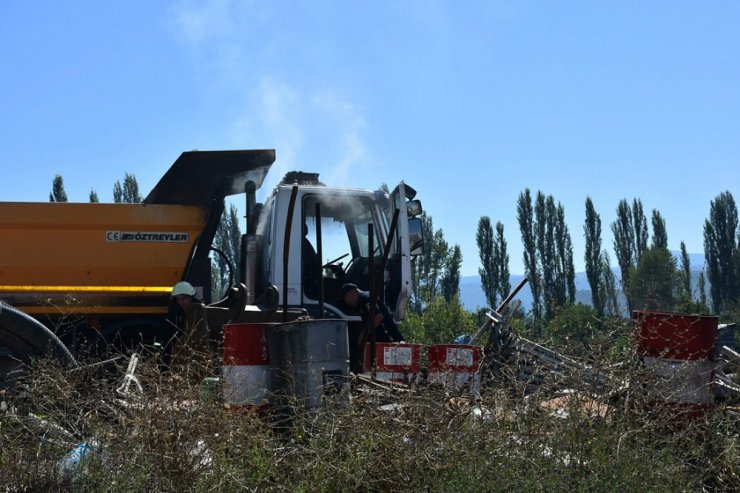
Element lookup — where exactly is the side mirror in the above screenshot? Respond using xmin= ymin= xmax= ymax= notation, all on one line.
xmin=408 ymin=217 xmax=424 ymax=256
xmin=406 ymin=199 xmax=423 ymax=217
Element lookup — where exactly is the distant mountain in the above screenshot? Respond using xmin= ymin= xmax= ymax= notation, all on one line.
xmin=460 ymin=251 xmax=706 ymax=312
xmin=460 ymin=275 xmax=594 ymax=311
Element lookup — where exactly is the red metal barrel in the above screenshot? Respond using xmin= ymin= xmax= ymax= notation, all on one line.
xmin=364 ymin=343 xmax=422 ymax=384
xmin=633 ymin=310 xmax=718 ymax=417
xmin=222 ymin=323 xmax=272 ymax=407
xmin=427 ymin=344 xmax=482 ymax=389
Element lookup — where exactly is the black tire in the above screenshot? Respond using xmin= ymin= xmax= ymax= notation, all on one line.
xmin=0 ymin=301 xmax=77 ymax=367
xmin=0 ymin=328 xmax=35 ymax=386
xmin=0 ymin=327 xmax=36 ymax=362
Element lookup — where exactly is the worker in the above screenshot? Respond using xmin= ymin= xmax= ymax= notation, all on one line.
xmin=339 ymin=283 xmax=404 ymax=343
xmin=162 ymin=281 xmax=211 ymax=379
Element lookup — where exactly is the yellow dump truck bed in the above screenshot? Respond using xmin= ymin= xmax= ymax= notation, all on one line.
xmin=0 ymin=149 xmax=275 ymax=321
xmin=0 ymin=201 xmax=208 ymax=314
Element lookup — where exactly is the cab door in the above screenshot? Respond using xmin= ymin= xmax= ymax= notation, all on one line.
xmin=388 ymin=182 xmax=423 ymax=322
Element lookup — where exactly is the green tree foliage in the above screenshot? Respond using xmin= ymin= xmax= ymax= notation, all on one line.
xmin=517 ymin=189 xmax=575 ymax=325
xmin=427 ymin=229 xmax=449 ymax=300
xmin=698 ymin=270 xmax=708 ymax=308
xmin=411 ymin=213 xmax=451 ymax=311
xmin=400 ymin=294 xmax=474 ymax=344
xmin=49 ymin=175 xmax=68 ymax=202
xmin=517 ymin=189 xmax=542 ymax=322
xmin=703 ymin=191 xmax=739 ymax=314
xmin=600 ymin=252 xmax=621 ymax=317
xmin=441 ymin=245 xmax=462 ymax=302
xmin=477 ymin=216 xmax=497 ymax=308
xmin=584 ymin=197 xmax=604 ymax=316
xmin=556 ymin=202 xmax=577 ymax=306
xmin=679 ymin=241 xmax=691 ymax=300
xmin=476 ymin=217 xmax=511 ymax=308
xmin=399 ymin=309 xmax=424 ymax=342
xmin=630 ymin=246 xmax=677 ymax=312
xmin=89 ymin=189 xmax=99 ymax=203
xmin=113 ymin=173 xmax=142 ymax=203
xmin=611 ymin=198 xmax=655 ymax=312
xmin=212 ymin=204 xmax=242 ymax=300
xmin=633 ymin=198 xmax=649 ymax=259
xmin=544 ymin=303 xmax=599 ymax=355
xmin=651 ymin=209 xmax=668 ymax=250
xmin=125 ymin=173 xmax=142 ymax=203
xmin=535 ymin=193 xmax=550 ymax=310
xmin=534 ymin=192 xmax=575 ymax=320
xmin=612 ymin=199 xmax=635 ymax=310
xmin=411 ymin=214 xmax=434 ymax=313
xmin=494 ymin=221 xmax=511 ymax=304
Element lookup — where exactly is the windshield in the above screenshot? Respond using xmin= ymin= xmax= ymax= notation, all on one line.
xmin=302 ymin=194 xmax=381 ymax=268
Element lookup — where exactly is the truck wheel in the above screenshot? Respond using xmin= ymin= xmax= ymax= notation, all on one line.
xmin=0 ymin=301 xmax=78 ymax=388
xmin=0 ymin=329 xmax=35 ymax=387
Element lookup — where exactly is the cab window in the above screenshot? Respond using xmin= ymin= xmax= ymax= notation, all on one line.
xmin=302 ymin=194 xmax=381 ymax=300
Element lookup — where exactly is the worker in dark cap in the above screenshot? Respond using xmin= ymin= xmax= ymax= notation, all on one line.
xmin=340 ymin=283 xmax=404 ymax=343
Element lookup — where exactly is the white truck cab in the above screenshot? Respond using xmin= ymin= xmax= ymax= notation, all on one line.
xmin=253 ymin=172 xmax=423 ymax=323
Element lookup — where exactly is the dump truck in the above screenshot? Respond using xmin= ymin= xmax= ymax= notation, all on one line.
xmin=0 ymin=149 xmax=423 ymax=383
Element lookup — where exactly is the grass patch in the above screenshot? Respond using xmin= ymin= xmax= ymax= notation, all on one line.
xmin=1 ymin=346 xmax=738 ymax=492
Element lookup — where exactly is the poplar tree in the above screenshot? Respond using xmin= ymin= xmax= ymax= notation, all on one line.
xmin=584 ymin=197 xmax=604 ymax=315
xmin=428 ymin=229 xmax=450 ymax=300
xmin=412 ymin=213 xmax=450 ymax=308
xmin=600 ymin=252 xmax=621 ymax=317
xmin=477 ymin=216 xmax=497 ymax=308
xmin=531 ymin=191 xmax=575 ymax=320
xmin=651 ymin=209 xmax=668 ymax=250
xmin=556 ymin=203 xmax=576 ymax=304
xmin=494 ymin=221 xmax=511 ymax=303
xmin=213 ymin=204 xmax=242 ymax=298
xmin=703 ymin=191 xmax=739 ymax=314
xmin=113 ymin=173 xmax=142 ymax=203
xmin=631 ymin=246 xmax=677 ymax=311
xmin=411 ymin=213 xmax=435 ymax=313
xmin=517 ymin=189 xmax=542 ymax=323
xmin=698 ymin=271 xmax=708 ymax=307
xmin=535 ymin=193 xmax=556 ymax=318
xmin=89 ymin=190 xmax=99 ymax=203
xmin=49 ymin=175 xmax=68 ymax=202
xmin=633 ymin=198 xmax=649 ymax=259
xmin=113 ymin=182 xmax=122 ymax=203
xmin=679 ymin=241 xmax=691 ymax=299
xmin=612 ymin=199 xmax=635 ymax=310
xmin=441 ymin=245 xmax=462 ymax=302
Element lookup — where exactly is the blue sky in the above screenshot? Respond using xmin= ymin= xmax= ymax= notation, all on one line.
xmin=2 ymin=1 xmax=738 ymax=276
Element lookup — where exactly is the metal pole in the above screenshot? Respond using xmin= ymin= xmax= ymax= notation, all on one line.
xmin=497 ymin=276 xmax=529 ymax=314
xmin=244 ymin=180 xmax=258 ymax=303
xmin=367 ymin=224 xmax=376 ymax=375
xmin=245 ymin=180 xmax=257 ymax=235
xmin=315 ymin=202 xmax=324 ymax=318
xmin=469 ymin=277 xmax=528 ymax=344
